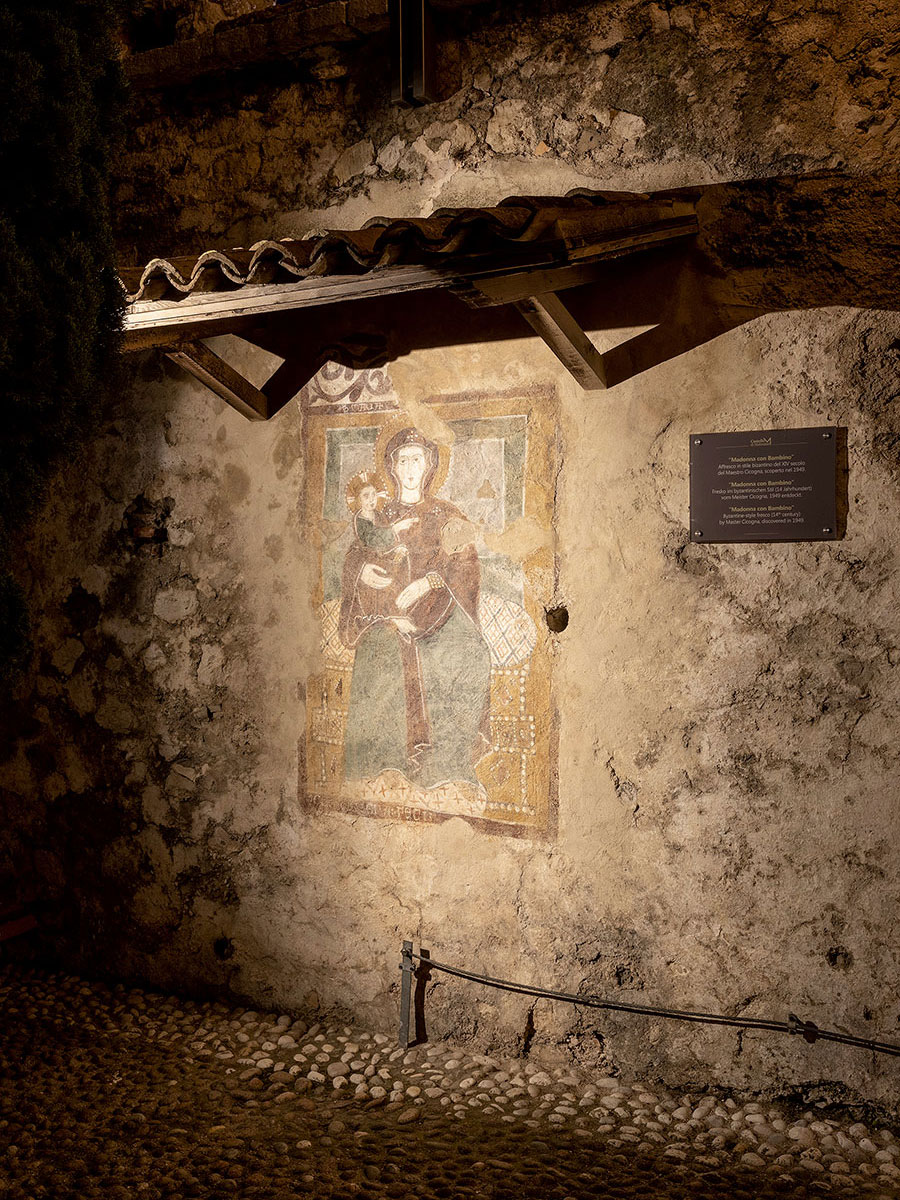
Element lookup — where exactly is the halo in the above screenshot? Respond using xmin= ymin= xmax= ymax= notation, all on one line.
xmin=375 ymin=416 xmax=452 ymax=498
xmin=344 ymin=467 xmax=390 ymax=513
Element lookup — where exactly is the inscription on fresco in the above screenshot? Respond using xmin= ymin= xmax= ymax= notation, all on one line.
xmin=301 ymin=380 xmax=557 ymax=838
xmin=690 ymin=427 xmax=838 ymax=543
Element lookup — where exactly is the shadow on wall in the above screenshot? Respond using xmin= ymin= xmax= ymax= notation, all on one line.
xmin=583 ymin=173 xmax=900 ymax=389
xmin=242 ymin=172 xmax=900 ymax=400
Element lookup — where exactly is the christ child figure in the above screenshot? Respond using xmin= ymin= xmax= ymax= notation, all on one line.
xmin=344 ymin=471 xmax=418 ymax=618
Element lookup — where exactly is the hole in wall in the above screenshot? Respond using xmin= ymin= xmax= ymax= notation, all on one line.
xmin=63 ymin=584 xmax=101 ymax=633
xmin=213 ymin=936 xmax=235 ymax=961
xmin=545 ymin=605 xmax=569 ymax=633
xmin=826 ymin=945 xmax=853 ymax=970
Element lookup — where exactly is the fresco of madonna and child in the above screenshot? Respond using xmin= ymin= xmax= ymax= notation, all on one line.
xmin=339 ymin=426 xmax=492 ymax=790
xmin=302 ymin=386 xmax=557 ymax=838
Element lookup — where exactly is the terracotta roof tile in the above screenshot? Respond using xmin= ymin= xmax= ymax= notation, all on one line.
xmin=120 ymin=188 xmax=698 ymax=304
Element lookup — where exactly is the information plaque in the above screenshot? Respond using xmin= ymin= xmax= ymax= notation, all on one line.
xmin=690 ymin=427 xmax=837 ymax=543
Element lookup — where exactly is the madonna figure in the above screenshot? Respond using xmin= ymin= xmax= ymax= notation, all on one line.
xmin=338 ymin=427 xmax=492 ymax=790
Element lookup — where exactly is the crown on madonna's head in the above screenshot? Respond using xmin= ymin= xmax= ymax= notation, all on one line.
xmin=391 ymin=427 xmax=430 ymax=451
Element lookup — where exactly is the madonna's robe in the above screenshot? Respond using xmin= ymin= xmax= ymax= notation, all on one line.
xmin=338 ymin=496 xmax=491 ymax=788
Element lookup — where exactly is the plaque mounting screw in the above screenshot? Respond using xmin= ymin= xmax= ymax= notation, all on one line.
xmin=694 ymin=439 xmax=702 ymax=445
xmin=823 ymin=527 xmax=832 ymax=533
xmin=822 ymin=432 xmax=831 ymax=438
xmin=694 ymin=530 xmax=703 ymax=537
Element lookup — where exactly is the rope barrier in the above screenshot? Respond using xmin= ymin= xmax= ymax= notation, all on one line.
xmin=400 ymin=946 xmax=900 ymax=1059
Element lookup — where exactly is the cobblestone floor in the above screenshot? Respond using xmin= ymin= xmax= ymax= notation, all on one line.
xmin=1 ymin=966 xmax=899 ymax=1199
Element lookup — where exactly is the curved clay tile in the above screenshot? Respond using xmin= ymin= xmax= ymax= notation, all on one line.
xmin=121 ymin=189 xmax=693 ymax=304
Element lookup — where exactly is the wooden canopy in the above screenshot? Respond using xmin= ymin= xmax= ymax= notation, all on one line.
xmin=120 ymin=173 xmax=900 ymax=421
xmin=121 ymin=187 xmax=699 ymax=418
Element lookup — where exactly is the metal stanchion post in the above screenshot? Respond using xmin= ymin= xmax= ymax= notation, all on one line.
xmin=398 ymin=940 xmax=414 ymax=1048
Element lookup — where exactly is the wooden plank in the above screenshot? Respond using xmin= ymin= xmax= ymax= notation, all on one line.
xmin=463 ymin=221 xmax=698 ymax=306
xmin=515 ymin=292 xmax=607 ymax=390
xmin=127 ymin=2 xmax=357 ymax=91
xmin=166 ymin=342 xmax=271 ymax=420
xmin=455 ymin=261 xmax=613 ymax=308
xmin=123 ymin=266 xmax=461 ymax=348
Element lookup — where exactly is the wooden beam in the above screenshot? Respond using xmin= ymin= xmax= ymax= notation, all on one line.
xmin=258 ymin=354 xmax=319 ymax=418
xmin=461 ymin=220 xmax=698 ymax=306
xmin=124 ymin=266 xmax=460 ymax=349
xmin=0 ymin=912 xmax=37 ymax=943
xmin=166 ymin=332 xmax=392 ymax=422
xmin=123 ymin=222 xmax=698 ymax=351
xmin=245 ymin=290 xmax=527 ymax=365
xmin=248 ymin=330 xmax=389 ymax=417
xmin=391 ymin=0 xmax=436 ymax=106
xmin=127 ymin=2 xmax=357 ymax=91
xmin=515 ymin=292 xmax=607 ymax=391
xmin=125 ymin=0 xmax=493 ymax=91
xmin=166 ymin=341 xmax=271 ymax=420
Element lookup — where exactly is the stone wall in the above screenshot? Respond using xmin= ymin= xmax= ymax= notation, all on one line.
xmin=3 ymin=0 xmax=900 ymax=1107
xmin=117 ymin=0 xmax=899 ymax=262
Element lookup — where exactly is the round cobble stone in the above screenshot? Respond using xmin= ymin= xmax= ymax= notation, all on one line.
xmin=0 ymin=964 xmax=897 ymax=1200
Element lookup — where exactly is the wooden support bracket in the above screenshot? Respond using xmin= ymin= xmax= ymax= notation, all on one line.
xmin=166 ymin=341 xmax=272 ymax=420
xmin=167 ymin=333 xmax=391 ymax=421
xmin=515 ymin=292 xmax=607 ymax=391
xmin=260 ymin=354 xmax=319 ymax=417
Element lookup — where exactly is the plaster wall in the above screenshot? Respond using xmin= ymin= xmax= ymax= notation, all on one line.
xmin=2 ymin=0 xmax=900 ymax=1108
xmin=3 ymin=303 xmax=899 ymax=1105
